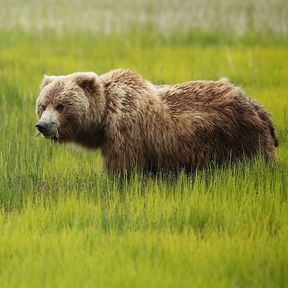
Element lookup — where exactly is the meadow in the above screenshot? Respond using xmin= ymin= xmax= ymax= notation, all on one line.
xmin=0 ymin=0 xmax=288 ymax=287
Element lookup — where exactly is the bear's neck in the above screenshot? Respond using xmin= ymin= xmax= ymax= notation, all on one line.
xmin=74 ymin=125 xmax=106 ymax=150
xmin=73 ymin=81 xmax=106 ymax=149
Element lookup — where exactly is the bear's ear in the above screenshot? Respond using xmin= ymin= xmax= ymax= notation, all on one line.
xmin=72 ymin=72 xmax=98 ymax=92
xmin=41 ymin=75 xmax=57 ymax=89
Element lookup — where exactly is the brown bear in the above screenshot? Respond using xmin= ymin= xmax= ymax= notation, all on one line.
xmin=35 ymin=70 xmax=278 ymax=175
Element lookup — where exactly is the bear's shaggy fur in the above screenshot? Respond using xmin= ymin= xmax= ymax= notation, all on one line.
xmin=36 ymin=70 xmax=278 ymax=174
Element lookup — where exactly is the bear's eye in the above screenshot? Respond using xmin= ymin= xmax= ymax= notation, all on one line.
xmin=40 ymin=104 xmax=46 ymax=111
xmin=56 ymin=104 xmax=64 ymax=112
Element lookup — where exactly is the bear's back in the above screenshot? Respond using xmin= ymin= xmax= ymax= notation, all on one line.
xmin=158 ymin=80 xmax=236 ymax=117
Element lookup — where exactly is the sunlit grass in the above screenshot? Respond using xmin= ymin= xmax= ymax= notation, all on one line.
xmin=0 ymin=29 xmax=287 ymax=287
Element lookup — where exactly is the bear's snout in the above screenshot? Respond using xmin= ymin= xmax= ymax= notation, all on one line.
xmin=36 ymin=121 xmax=48 ymax=133
xmin=36 ymin=120 xmax=58 ymax=138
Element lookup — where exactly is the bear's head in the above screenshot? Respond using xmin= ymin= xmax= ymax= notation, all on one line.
xmin=35 ymin=72 xmax=104 ymax=144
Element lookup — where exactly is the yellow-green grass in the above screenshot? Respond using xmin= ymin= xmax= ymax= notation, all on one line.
xmin=0 ymin=31 xmax=287 ymax=287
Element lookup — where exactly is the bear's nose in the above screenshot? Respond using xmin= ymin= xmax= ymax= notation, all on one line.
xmin=36 ymin=122 xmax=48 ymax=133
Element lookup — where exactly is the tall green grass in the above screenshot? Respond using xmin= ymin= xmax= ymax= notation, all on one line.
xmin=0 ymin=25 xmax=287 ymax=288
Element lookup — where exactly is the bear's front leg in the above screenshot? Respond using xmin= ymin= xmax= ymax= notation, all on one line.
xmin=102 ymin=145 xmax=139 ymax=177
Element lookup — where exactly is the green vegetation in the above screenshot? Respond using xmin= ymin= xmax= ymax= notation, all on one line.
xmin=0 ymin=0 xmax=287 ymax=287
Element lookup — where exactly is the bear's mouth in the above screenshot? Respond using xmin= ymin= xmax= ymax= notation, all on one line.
xmin=42 ymin=130 xmax=60 ymax=141
xmin=43 ymin=133 xmax=56 ymax=138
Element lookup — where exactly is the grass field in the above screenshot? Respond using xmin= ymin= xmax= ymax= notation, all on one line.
xmin=0 ymin=1 xmax=288 ymax=287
